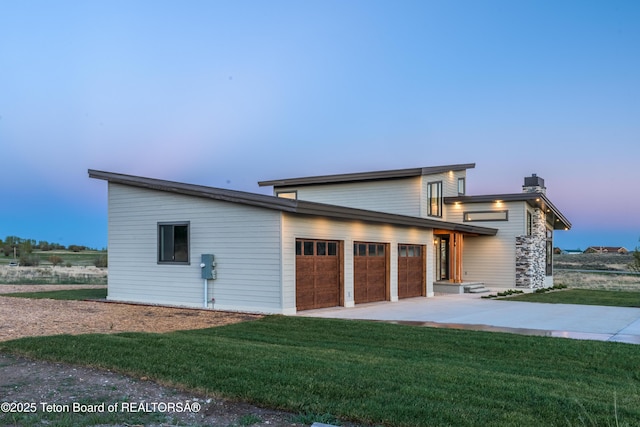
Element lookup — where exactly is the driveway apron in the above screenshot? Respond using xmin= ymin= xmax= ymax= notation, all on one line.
xmin=298 ymin=294 xmax=640 ymax=344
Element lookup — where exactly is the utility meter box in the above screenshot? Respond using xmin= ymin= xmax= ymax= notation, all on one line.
xmin=200 ymin=254 xmax=216 ymax=280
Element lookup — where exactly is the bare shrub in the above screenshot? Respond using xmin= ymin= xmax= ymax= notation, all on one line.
xmin=48 ymin=255 xmax=64 ymax=267
xmin=19 ymin=254 xmax=40 ymax=267
xmin=93 ymin=255 xmax=108 ymax=268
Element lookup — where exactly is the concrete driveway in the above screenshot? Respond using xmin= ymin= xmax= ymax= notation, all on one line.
xmin=299 ymin=293 xmax=640 ymax=344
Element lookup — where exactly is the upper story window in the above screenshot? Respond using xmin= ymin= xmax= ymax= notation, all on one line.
xmin=276 ymin=191 xmax=297 ymax=200
xmin=427 ymin=181 xmax=443 ymax=217
xmin=158 ymin=222 xmax=189 ymax=264
xmin=457 ymin=177 xmax=466 ymax=195
xmin=464 ymin=210 xmax=508 ymax=222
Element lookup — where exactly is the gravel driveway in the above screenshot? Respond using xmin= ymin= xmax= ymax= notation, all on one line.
xmin=0 ymin=285 xmax=332 ymax=426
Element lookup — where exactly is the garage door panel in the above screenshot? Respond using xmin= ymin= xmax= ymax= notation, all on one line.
xmin=296 ymin=239 xmax=341 ymax=311
xmin=354 ymin=242 xmax=388 ymax=304
xmin=398 ymin=244 xmax=425 ymax=299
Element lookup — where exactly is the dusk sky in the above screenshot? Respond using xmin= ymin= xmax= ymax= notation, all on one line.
xmin=1 ymin=0 xmax=639 ymax=251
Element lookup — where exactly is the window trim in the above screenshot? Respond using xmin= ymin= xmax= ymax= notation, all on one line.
xmin=157 ymin=221 xmax=190 ymax=265
xmin=276 ymin=190 xmax=297 ymax=200
xmin=427 ymin=181 xmax=443 ymax=218
xmin=546 ymin=229 xmax=553 ymax=276
xmin=457 ymin=177 xmax=466 ymax=195
xmin=463 ymin=210 xmax=509 ymax=222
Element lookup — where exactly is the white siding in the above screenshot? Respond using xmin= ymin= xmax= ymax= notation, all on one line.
xmin=446 ymin=201 xmax=526 ymax=288
xmin=107 ymin=183 xmax=283 ymax=313
xmin=276 ymin=177 xmax=422 ymax=217
xmin=281 ymin=214 xmax=434 ymax=313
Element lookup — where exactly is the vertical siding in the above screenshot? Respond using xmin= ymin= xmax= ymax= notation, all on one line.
xmin=276 ymin=177 xmax=422 ymax=217
xmin=281 ymin=213 xmax=434 ymax=313
xmin=446 ymin=201 xmax=526 ymax=288
xmin=108 ymin=183 xmax=283 ymax=313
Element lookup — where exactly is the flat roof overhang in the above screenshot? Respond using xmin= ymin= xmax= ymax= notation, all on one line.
xmin=258 ymin=163 xmax=475 ymax=188
xmin=445 ymin=193 xmax=572 ymax=231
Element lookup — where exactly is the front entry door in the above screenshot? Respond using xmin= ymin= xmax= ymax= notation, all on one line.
xmin=435 ymin=236 xmax=449 ymax=281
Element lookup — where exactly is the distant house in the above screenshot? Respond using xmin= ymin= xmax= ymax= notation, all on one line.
xmin=584 ymin=246 xmax=629 ymax=254
xmin=89 ymin=164 xmax=571 ymax=314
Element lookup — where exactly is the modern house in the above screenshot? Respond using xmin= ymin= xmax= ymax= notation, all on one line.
xmin=89 ymin=163 xmax=571 ymax=314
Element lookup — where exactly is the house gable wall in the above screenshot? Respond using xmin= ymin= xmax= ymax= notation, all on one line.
xmin=107 ymin=183 xmax=283 ymax=312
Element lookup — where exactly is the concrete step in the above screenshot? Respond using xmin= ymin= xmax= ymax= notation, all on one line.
xmin=464 ymin=284 xmax=490 ymax=294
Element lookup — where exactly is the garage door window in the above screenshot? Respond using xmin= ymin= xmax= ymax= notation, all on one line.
xmin=296 ymin=240 xmax=337 ymax=256
xmin=354 ymin=243 xmax=385 ymax=257
xmin=399 ymin=244 xmax=422 ymax=257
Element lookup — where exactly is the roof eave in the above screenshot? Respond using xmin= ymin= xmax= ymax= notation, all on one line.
xmin=88 ymin=169 xmax=298 ymax=213
xmin=89 ymin=169 xmax=496 ymax=236
xmin=258 ymin=163 xmax=476 ymax=188
xmin=445 ymin=192 xmax=572 ymax=230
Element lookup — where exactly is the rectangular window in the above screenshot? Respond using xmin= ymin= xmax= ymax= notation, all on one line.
xmin=527 ymin=211 xmax=533 ymax=236
xmin=158 ymin=222 xmax=189 ymax=264
xmin=546 ymin=229 xmax=553 ymax=276
xmin=317 ymin=242 xmax=327 ymax=256
xmin=276 ymin=191 xmax=297 ymax=200
xmin=546 ymin=240 xmax=553 ymax=276
xmin=458 ymin=177 xmax=466 ymax=195
xmin=427 ymin=181 xmax=443 ymax=217
xmin=328 ymin=242 xmax=337 ymax=256
xmin=304 ymin=241 xmax=314 ymax=255
xmin=368 ymin=244 xmax=377 ymax=256
xmin=357 ymin=243 xmax=367 ymax=256
xmin=463 ymin=211 xmax=509 ymax=222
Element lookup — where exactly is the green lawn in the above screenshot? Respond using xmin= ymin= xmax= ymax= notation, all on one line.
xmin=0 ymin=288 xmax=107 ymax=300
xmin=507 ymin=288 xmax=640 ymax=307
xmin=2 ymin=316 xmax=639 ymax=427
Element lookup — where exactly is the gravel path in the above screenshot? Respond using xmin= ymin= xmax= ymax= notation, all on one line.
xmin=0 ymin=286 xmax=326 ymax=426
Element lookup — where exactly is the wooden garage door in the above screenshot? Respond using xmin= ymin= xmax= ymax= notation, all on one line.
xmin=398 ymin=244 xmax=425 ymax=298
xmin=354 ymin=242 xmax=388 ymax=304
xmin=296 ymin=239 xmax=341 ymax=311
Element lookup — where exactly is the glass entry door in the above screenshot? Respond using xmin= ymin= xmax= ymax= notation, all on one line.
xmin=435 ymin=236 xmax=449 ymax=281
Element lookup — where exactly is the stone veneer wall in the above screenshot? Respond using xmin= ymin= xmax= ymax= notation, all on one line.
xmin=515 ymin=208 xmax=547 ymax=288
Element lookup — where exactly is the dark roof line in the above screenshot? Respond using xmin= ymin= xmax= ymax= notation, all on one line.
xmin=258 ymin=163 xmax=476 ymax=187
xmin=89 ymin=169 xmax=497 ymax=236
xmin=445 ymin=193 xmax=572 ymax=230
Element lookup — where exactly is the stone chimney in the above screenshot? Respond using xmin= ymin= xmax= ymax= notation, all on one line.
xmin=523 ymin=173 xmax=546 ymax=194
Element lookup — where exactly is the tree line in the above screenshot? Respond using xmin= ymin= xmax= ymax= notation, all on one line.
xmin=1 ymin=235 xmax=101 ymax=258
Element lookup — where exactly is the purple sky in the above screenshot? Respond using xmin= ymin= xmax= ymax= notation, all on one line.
xmin=1 ymin=0 xmax=639 ymax=251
